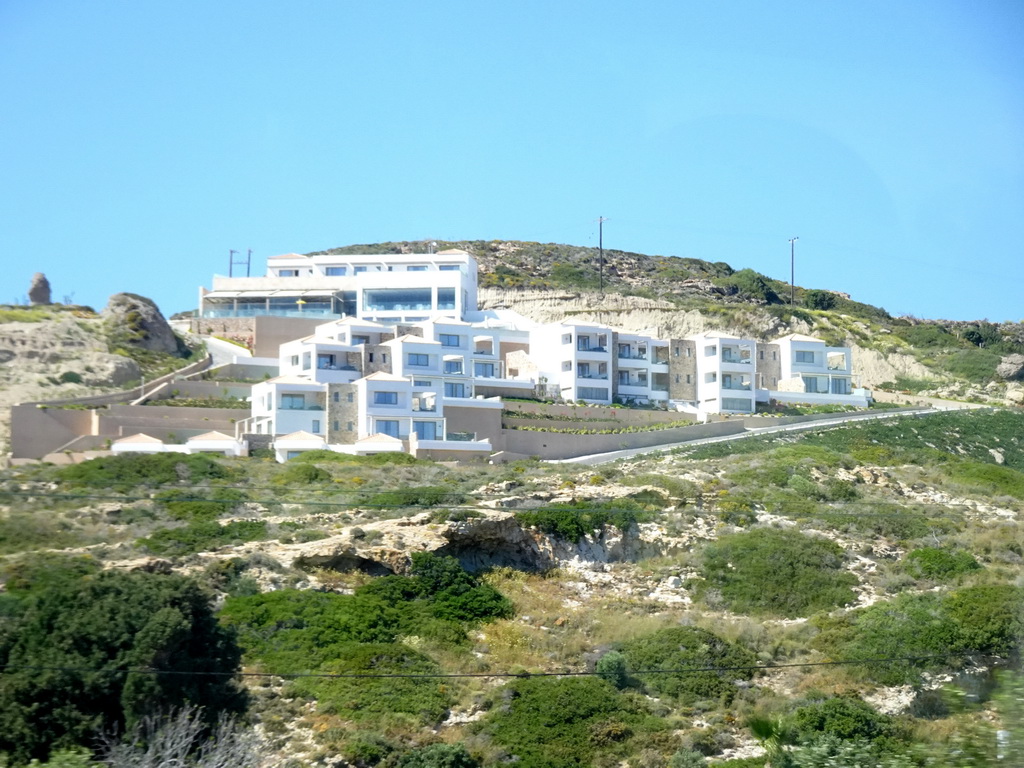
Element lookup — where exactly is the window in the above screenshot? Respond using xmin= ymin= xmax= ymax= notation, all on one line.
xmin=444 ymin=382 xmax=466 ymax=398
xmin=408 ymin=265 xmax=428 ymax=272
xmin=354 ymin=266 xmax=368 ymax=274
xmin=278 ymin=269 xmax=299 ymax=277
xmin=437 ymin=287 xmax=456 ymax=310
xmin=317 ymin=354 xmax=336 ymax=369
xmin=578 ymin=362 xmax=591 ymax=377
xmin=312 ymin=420 xmax=320 ymax=434
xmin=686 ymin=347 xmax=692 ymax=357
xmin=686 ymin=374 xmax=692 ymax=384
xmin=281 ymin=394 xmax=304 ymax=409
xmin=796 ymin=350 xmax=815 ymax=363
xmin=577 ymin=337 xmax=590 ymax=350
xmin=325 ymin=267 xmax=347 ymax=276
xmin=289 ymin=355 xmax=299 ymax=367
xmin=619 ymin=371 xmax=630 ymax=384
xmin=440 ymin=334 xmax=460 ymax=347
xmin=332 ymin=392 xmax=339 ymax=402
xmin=302 ymin=352 xmax=311 ymax=370
xmin=353 ymin=335 xmax=370 ymax=345
xmin=443 ymin=360 xmax=463 ymax=374
xmin=705 ymin=345 xmax=716 ymax=356
xmin=562 ymin=360 xmax=572 ymax=371
xmin=475 ymin=362 xmax=495 ymax=377
xmin=439 ymin=264 xmax=460 ymax=271
xmin=347 ymin=392 xmax=354 ymax=402
xmin=413 ymin=421 xmax=437 ymax=440
xmin=332 ymin=420 xmax=339 ymax=431
xmin=376 ymin=420 xmax=399 ymax=437
xmin=758 ymin=350 xmax=764 ymax=359
xmin=286 ymin=451 xmax=302 ymax=460
xmin=347 ymin=421 xmax=353 ymax=431
xmin=673 ymin=346 xmax=680 ymax=357
xmin=413 ymin=379 xmax=432 ymax=387
xmin=374 ymin=391 xmax=398 ymax=405
xmin=408 ymin=353 xmax=429 ymax=367
xmin=722 ymin=398 xmax=752 ymax=412
xmin=562 ymin=334 xmax=572 ymax=345
xmin=674 ymin=375 xmax=679 ymax=383
xmin=578 ymin=386 xmax=608 ymax=400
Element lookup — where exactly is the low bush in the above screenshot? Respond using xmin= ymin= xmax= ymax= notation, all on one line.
xmin=273 ymin=462 xmax=331 ymax=485
xmin=290 ymin=450 xmax=421 ymax=465
xmin=698 ymin=528 xmax=857 ymax=618
xmin=516 ymin=498 xmax=653 ymax=542
xmin=621 ymin=626 xmax=757 ymax=704
xmin=365 ymin=486 xmax=467 ymax=507
xmin=58 ymin=453 xmax=229 ymax=489
xmin=138 ymin=519 xmax=268 ymax=556
xmin=396 ymin=743 xmax=479 ymax=768
xmin=945 ymin=584 xmax=1024 ymax=657
xmin=480 ymin=676 xmax=657 ymax=768
xmin=904 ymin=547 xmax=981 ymax=581
xmin=155 ymin=487 xmax=247 ymax=521
xmin=792 ymin=696 xmax=900 ymax=744
xmin=291 ymin=642 xmax=452 ymax=724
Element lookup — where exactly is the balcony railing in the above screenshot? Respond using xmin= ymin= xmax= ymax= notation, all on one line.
xmin=445 ymin=431 xmax=476 ymax=442
xmin=577 ymin=373 xmax=609 ymax=380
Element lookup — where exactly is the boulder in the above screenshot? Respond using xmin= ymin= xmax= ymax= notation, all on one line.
xmin=996 ymin=354 xmax=1024 ymax=381
xmin=28 ymin=273 xmax=51 ymax=305
xmin=102 ymin=293 xmax=182 ymax=355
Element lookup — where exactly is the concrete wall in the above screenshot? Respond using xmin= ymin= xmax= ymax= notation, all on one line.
xmin=501 ymin=401 xmax=694 ymax=426
xmin=253 ymin=316 xmax=325 ymax=357
xmin=8 ymin=356 xmax=212 ymax=458
xmin=500 ymin=420 xmax=744 ymax=459
xmin=148 ymin=380 xmax=253 ymax=400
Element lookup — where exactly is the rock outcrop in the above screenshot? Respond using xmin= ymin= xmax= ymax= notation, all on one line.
xmin=997 ymin=354 xmax=1024 ymax=381
xmin=102 ymin=293 xmax=182 ymax=355
xmin=28 ymin=273 xmax=51 ymax=305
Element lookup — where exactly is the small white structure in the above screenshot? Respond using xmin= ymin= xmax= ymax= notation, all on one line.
xmin=186 ymin=431 xmax=248 ymax=457
xmin=273 ymin=430 xmax=328 ymax=462
xmin=111 ymin=433 xmax=181 ymax=454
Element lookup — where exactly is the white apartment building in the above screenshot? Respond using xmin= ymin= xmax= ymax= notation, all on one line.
xmin=199 ymin=249 xmax=478 ymax=323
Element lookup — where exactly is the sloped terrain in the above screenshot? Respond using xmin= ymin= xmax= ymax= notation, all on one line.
xmin=1 ymin=409 xmax=1021 ymax=766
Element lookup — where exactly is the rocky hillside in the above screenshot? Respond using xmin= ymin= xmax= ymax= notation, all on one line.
xmin=316 ymin=240 xmax=1024 ymax=406
xmin=0 ymin=296 xmax=198 ymax=453
xmin=1 ymin=409 xmax=1022 ymax=766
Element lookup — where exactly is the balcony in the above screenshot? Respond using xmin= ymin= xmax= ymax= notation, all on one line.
xmin=577 ymin=373 xmax=609 ymax=380
xmin=618 ymin=351 xmax=647 ymax=360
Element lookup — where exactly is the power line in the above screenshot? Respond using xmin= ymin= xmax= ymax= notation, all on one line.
xmin=0 ymin=653 xmax=968 ymax=682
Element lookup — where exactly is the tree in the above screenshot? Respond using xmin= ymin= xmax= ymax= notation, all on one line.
xmin=0 ymin=558 xmax=246 ymax=764
xmin=803 ymin=290 xmax=837 ymax=311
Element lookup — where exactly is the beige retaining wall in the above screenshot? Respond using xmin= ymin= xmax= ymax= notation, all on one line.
xmin=499 ymin=420 xmax=744 ymax=460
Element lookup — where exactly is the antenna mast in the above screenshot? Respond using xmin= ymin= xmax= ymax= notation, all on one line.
xmin=229 ymin=249 xmax=252 ymax=278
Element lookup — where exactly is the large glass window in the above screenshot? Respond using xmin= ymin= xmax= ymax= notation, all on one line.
xmin=413 ymin=421 xmax=437 ymax=440
xmin=439 ymin=334 xmax=461 ymax=347
xmin=439 ymin=264 xmax=460 ymax=271
xmin=408 ymin=353 xmax=429 ymax=367
xmin=474 ymin=362 xmax=495 ymax=378
xmin=795 ymin=350 xmax=815 ymax=363
xmin=325 ymin=267 xmax=347 ymax=276
xmin=444 ymin=360 xmax=463 ymax=374
xmin=373 ymin=391 xmax=398 ymax=405
xmin=722 ymin=398 xmax=753 ymax=412
xmin=444 ymin=382 xmax=466 ymax=398
xmin=281 ymin=394 xmax=305 ymax=410
xmin=376 ymin=420 xmax=400 ymax=437
xmin=437 ymin=287 xmax=456 ymax=310
xmin=577 ymin=387 xmax=609 ymax=400
xmin=364 ymin=288 xmax=432 ymax=312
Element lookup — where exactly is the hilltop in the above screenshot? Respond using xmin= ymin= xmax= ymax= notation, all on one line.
xmin=314 ymin=240 xmax=1024 ymax=405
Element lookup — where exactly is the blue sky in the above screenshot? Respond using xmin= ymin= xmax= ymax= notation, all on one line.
xmin=2 ymin=1 xmax=1021 ymax=322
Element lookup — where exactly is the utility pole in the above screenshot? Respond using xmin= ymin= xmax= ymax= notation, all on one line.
xmin=597 ymin=216 xmax=609 ymax=294
xmin=789 ymin=237 xmax=799 ymax=306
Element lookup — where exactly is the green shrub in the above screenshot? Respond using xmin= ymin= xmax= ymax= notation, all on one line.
xmin=792 ymin=696 xmax=899 ymax=743
xmin=138 ymin=519 xmax=268 ymax=556
xmin=365 ymin=486 xmax=467 ymax=507
xmin=57 ymin=371 xmax=83 ymax=384
xmin=621 ymin=626 xmax=756 ymax=704
xmin=396 ymin=743 xmax=479 ymax=768
xmin=945 ymin=584 xmax=1024 ymax=656
xmin=154 ymin=487 xmax=247 ymax=521
xmin=596 ymin=650 xmax=629 ymax=689
xmin=516 ymin=498 xmax=652 ymax=542
xmin=57 ymin=453 xmax=228 ymax=489
xmin=273 ymin=462 xmax=331 ymax=485
xmin=803 ymin=290 xmax=837 ymax=311
xmin=940 ymin=348 xmax=1001 ymax=382
xmin=698 ymin=528 xmax=857 ymax=618
xmin=480 ymin=676 xmax=654 ymax=768
xmin=0 ymin=558 xmax=245 ymax=764
xmin=291 ymin=642 xmax=452 ymax=724
xmin=290 ymin=450 xmax=421 ymax=465
xmin=904 ymin=547 xmax=981 ymax=581
xmin=812 ymin=593 xmax=960 ymax=685
xmin=946 ymin=460 xmax=1024 ymax=500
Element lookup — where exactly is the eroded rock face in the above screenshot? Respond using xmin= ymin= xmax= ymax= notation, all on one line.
xmin=287 ymin=510 xmax=653 ymax=576
xmin=102 ymin=293 xmax=181 ymax=355
xmin=997 ymin=354 xmax=1024 ymax=381
xmin=28 ymin=273 xmax=51 ymax=305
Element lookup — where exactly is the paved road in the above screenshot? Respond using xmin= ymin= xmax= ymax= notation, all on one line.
xmin=171 ymin=321 xmax=251 ymax=367
xmin=549 ymin=407 xmax=939 ymax=466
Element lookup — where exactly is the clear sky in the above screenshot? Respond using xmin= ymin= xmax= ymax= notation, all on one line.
xmin=2 ymin=1 xmax=1021 ymax=322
